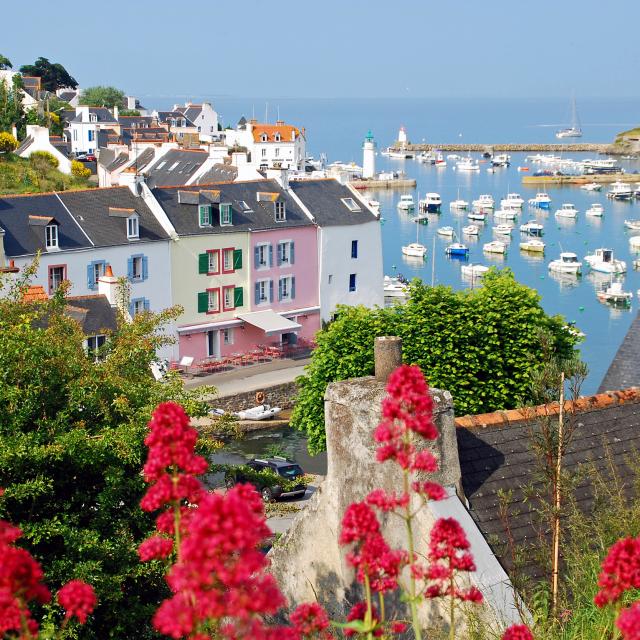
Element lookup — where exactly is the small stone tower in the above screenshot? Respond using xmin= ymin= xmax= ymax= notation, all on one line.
xmin=362 ymin=130 xmax=376 ymax=179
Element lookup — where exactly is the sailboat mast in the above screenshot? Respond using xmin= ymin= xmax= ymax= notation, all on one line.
xmin=431 ymin=235 xmax=436 ymax=286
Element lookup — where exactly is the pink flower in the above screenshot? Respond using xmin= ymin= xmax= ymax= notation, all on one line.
xmin=412 ymin=481 xmax=446 ymax=501
xmin=594 ymin=537 xmax=640 ymax=606
xmin=390 ymin=621 xmax=408 ymax=634
xmin=339 ymin=503 xmax=380 ymax=545
xmin=57 ymin=580 xmax=97 ymax=624
xmin=290 ymin=602 xmax=332 ymax=638
xmin=138 ymin=535 xmax=174 ymax=561
xmin=344 ymin=602 xmax=382 ymax=638
xmin=501 ymin=624 xmax=534 ymax=640
xmin=617 ymin=602 xmax=640 ymax=640
xmin=365 ymin=489 xmax=409 ymax=512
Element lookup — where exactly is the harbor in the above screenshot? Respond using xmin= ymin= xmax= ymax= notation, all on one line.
xmin=387 ymin=142 xmax=614 ymax=153
xmin=522 ymin=173 xmax=639 ymax=186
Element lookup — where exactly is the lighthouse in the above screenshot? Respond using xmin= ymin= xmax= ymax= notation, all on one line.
xmin=398 ymin=126 xmax=408 ymax=147
xmin=362 ymin=130 xmax=376 ymax=179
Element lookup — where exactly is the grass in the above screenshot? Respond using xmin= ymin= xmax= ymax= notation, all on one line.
xmin=0 ymin=152 xmax=93 ymax=195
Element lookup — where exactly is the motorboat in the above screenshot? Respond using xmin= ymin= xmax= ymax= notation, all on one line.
xmin=236 ymin=404 xmax=283 ymax=421
xmin=608 ymin=181 xmax=633 ymax=200
xmin=586 ymin=203 xmax=604 ymax=217
xmin=520 ymin=220 xmax=544 ymax=236
xmin=468 ymin=210 xmax=488 ymax=222
xmin=582 ymin=158 xmax=619 ymax=174
xmin=437 ymin=226 xmax=455 ymax=237
xmin=501 ymin=193 xmax=525 ymax=209
xmin=596 ymin=281 xmax=632 ymax=306
xmin=434 ymin=155 xmax=447 ymax=168
xmin=402 ymin=242 xmax=427 ymax=258
xmin=456 ymin=157 xmax=480 ymax=172
xmin=548 ymin=252 xmax=582 ymax=274
xmin=419 ymin=192 xmax=442 ymax=213
xmin=491 ymin=154 xmax=511 ymax=167
xmin=493 ymin=224 xmax=513 ymax=236
xmin=417 ymin=151 xmax=434 ymax=163
xmin=462 ymin=224 xmax=480 ymax=236
xmin=461 ymin=263 xmax=490 ymax=278
xmin=397 ymin=194 xmax=415 ymax=211
xmin=555 ymin=203 xmax=578 ymax=218
xmin=624 ymin=219 xmax=640 ymax=231
xmin=528 ymin=192 xmax=552 ymax=209
xmin=446 ymin=243 xmax=470 ymax=257
xmin=447 ymin=154 xmax=461 ymax=161
xmin=635 ymin=184 xmax=640 ymax=198
xmin=584 ymin=248 xmax=627 ymax=274
xmin=450 ymin=198 xmax=469 ymax=211
xmin=383 ymin=148 xmax=413 ymax=159
xmin=580 ymin=182 xmax=602 ymax=192
xmin=483 ymin=240 xmax=507 ymax=254
xmin=383 ymin=275 xmax=410 ymax=299
xmin=494 ymin=209 xmax=518 ymax=220
xmin=520 ymin=239 xmax=546 ymax=253
xmin=630 ymin=236 xmax=640 ymax=250
xmin=472 ymin=194 xmax=495 ymax=210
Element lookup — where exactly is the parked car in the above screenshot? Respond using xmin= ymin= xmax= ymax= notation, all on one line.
xmin=224 ymin=457 xmax=307 ymax=502
xmin=74 ymin=153 xmax=87 ymax=161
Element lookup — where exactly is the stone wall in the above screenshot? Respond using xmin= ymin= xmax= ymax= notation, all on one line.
xmin=211 ymin=381 xmax=298 ymax=413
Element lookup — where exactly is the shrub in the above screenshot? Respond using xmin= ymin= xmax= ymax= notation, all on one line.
xmin=71 ymin=159 xmax=91 ymax=178
xmin=0 ymin=131 xmax=18 ymax=153
xmin=30 ymin=150 xmax=59 ymax=168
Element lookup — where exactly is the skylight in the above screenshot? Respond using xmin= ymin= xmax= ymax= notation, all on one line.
xmin=341 ymin=198 xmax=361 ymax=212
xmin=239 ymin=200 xmax=253 ymax=212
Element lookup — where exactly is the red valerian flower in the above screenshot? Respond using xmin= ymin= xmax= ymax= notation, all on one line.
xmin=412 ymin=481 xmax=447 ymax=501
xmin=290 ymin=602 xmax=333 ymax=638
xmin=57 ymin=580 xmax=97 ymax=624
xmin=344 ymin=602 xmax=383 ymax=638
xmin=390 ymin=621 xmax=408 ymax=634
xmin=365 ymin=489 xmax=409 ymax=512
xmin=138 ymin=535 xmax=174 ymax=561
xmin=501 ymin=624 xmax=534 ymax=640
xmin=617 ymin=601 xmax=640 ymax=640
xmin=594 ymin=537 xmax=640 ymax=606
xmin=339 ymin=503 xmax=380 ymax=545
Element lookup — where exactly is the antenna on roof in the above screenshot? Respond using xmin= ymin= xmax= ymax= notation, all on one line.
xmin=252 ymin=104 xmax=255 ymax=120
xmin=265 ymin=102 xmax=268 ymax=123
xmin=277 ymin=105 xmax=280 ymax=121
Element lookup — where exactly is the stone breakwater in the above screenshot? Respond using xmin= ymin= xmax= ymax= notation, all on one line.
xmin=392 ymin=143 xmax=614 ymax=153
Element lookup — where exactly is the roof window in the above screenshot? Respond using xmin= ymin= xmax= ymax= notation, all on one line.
xmin=45 ymin=223 xmax=59 ymax=250
xmin=260 ymin=133 xmax=268 ymax=142
xmin=341 ymin=198 xmax=361 ymax=212
xmin=220 ymin=203 xmax=233 ymax=226
xmin=274 ymin=200 xmax=286 ymax=222
xmin=127 ymin=214 xmax=139 ymax=240
xmin=239 ymin=200 xmax=253 ymax=212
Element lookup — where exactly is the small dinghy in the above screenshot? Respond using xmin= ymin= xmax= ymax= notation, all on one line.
xmin=235 ymin=404 xmax=283 ymax=421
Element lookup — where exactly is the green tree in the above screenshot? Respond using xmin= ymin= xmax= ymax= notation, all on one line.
xmin=79 ymin=86 xmax=125 ymax=109
xmin=292 ymin=269 xmax=580 ymax=453
xmin=0 ymin=74 xmax=25 ymax=136
xmin=19 ymin=57 xmax=78 ymax=91
xmin=0 ymin=54 xmax=12 ymax=70
xmin=0 ymin=264 xmax=214 ymax=638
xmin=119 ymin=109 xmax=140 ymax=117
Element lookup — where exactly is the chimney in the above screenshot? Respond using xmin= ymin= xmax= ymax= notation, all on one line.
xmin=0 ymin=227 xmax=6 ymax=267
xmin=231 ymin=152 xmax=247 ymax=168
xmin=98 ymin=265 xmax=118 ymax=307
xmin=265 ymin=167 xmax=289 ymax=190
xmin=276 ymin=119 xmax=284 ymax=126
xmin=77 ymin=105 xmax=89 ymax=121
xmin=125 ymin=173 xmax=145 ymax=196
xmin=113 ymin=105 xmax=119 ymax=120
xmin=11 ymin=125 xmax=17 ymax=140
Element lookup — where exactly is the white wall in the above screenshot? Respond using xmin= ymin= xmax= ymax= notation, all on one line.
xmin=318 ymin=220 xmax=383 ymax=322
xmin=18 ymin=125 xmax=72 ymax=174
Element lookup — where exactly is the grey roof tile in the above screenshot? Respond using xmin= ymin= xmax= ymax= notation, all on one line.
xmin=599 ymin=312 xmax=640 ymax=392
xmin=145 ymin=149 xmax=208 ymax=187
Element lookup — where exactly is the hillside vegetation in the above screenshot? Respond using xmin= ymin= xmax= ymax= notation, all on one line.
xmin=0 ymin=152 xmax=93 ymax=195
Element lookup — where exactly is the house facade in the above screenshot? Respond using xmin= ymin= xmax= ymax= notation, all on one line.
xmin=174 ymin=103 xmax=219 ymax=142
xmin=67 ymin=106 xmax=118 ymax=155
xmin=15 ymin=125 xmax=72 ymax=174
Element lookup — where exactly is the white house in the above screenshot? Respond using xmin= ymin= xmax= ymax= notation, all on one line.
xmin=15 ymin=125 xmax=72 ymax=174
xmin=225 ymin=119 xmax=306 ymax=172
xmin=174 ymin=102 xmax=219 ymax=142
xmin=288 ymin=179 xmax=383 ymax=321
xmin=0 ymin=70 xmax=39 ymax=112
xmin=67 ymin=106 xmax=118 ymax=155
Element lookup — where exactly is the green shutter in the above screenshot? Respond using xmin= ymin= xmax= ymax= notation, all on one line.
xmin=233 ymin=248 xmax=242 ymax=270
xmin=197 ymin=291 xmax=209 ymax=313
xmin=198 ymin=253 xmax=209 ymax=274
xmin=234 ymin=287 xmax=244 ymax=308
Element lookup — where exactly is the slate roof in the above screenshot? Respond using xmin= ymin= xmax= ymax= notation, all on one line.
xmin=0 ymin=187 xmax=169 ymax=257
xmin=194 ymin=163 xmax=238 ymax=184
xmin=98 ymin=148 xmax=116 ymax=168
xmin=116 ymin=115 xmax=155 ymax=128
xmin=64 ymin=295 xmax=118 ymax=335
xmin=289 ymin=179 xmax=379 ymax=226
xmin=599 ymin=312 xmax=640 ymax=392
xmin=70 ymin=107 xmax=117 ymax=124
xmin=58 ymin=91 xmax=77 ymax=103
xmin=145 ymin=149 xmax=208 ymax=187
xmin=50 ymin=137 xmax=71 ymax=158
xmin=106 ymin=152 xmax=130 ymax=172
xmin=156 ymin=111 xmax=195 ymax=126
xmin=14 ymin=136 xmax=34 ymax=155
xmin=175 ymin=105 xmax=203 ymax=123
xmin=122 ymin=127 xmax=169 ymax=145
xmin=129 ymin=147 xmax=156 ymax=172
xmin=152 ymin=180 xmax=313 ymax=237
xmin=456 ymin=389 xmax=640 ymax=582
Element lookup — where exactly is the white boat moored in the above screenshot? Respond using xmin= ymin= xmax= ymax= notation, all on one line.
xmin=419 ymin=193 xmax=442 ymax=213
xmin=461 ymin=263 xmax=490 ymax=278
xmin=596 ymin=282 xmax=632 ymax=306
xmin=402 ymin=242 xmax=427 ymax=258
xmin=397 ymin=194 xmax=415 ymax=211
xmin=493 ymin=224 xmax=513 ymax=236
xmin=528 ymin=192 xmax=552 ymax=208
xmin=584 ymin=248 xmax=627 ymax=275
xmin=483 ymin=240 xmax=507 ymax=254
xmin=520 ymin=220 xmax=544 ymax=235
xmin=608 ymin=181 xmax=633 ymax=200
xmin=437 ymin=226 xmax=455 ymax=237
xmin=494 ymin=209 xmax=518 ymax=220
xmin=586 ymin=203 xmax=604 ymax=217
xmin=462 ymin=224 xmax=480 ymax=236
xmin=548 ymin=252 xmax=582 ymax=274
xmin=624 ymin=219 xmax=640 ymax=231
xmin=236 ymin=404 xmax=283 ymax=421
xmin=555 ymin=203 xmax=578 ymax=218
xmin=384 ymin=275 xmax=410 ymax=299
xmin=520 ymin=239 xmax=546 ymax=253
xmin=581 ymin=182 xmax=602 ymax=192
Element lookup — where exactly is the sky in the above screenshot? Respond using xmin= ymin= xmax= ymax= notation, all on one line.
xmin=3 ymin=0 xmax=639 ymax=100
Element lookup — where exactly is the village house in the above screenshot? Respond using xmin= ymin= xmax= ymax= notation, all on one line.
xmin=15 ymin=125 xmax=72 ymax=174
xmin=173 ymin=102 xmax=220 ymax=142
xmin=66 ymin=106 xmax=118 ymax=155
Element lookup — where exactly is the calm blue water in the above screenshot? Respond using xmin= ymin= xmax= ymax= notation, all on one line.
xmin=151 ymin=96 xmax=640 ymax=394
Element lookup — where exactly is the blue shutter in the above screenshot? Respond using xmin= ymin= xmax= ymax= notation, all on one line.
xmin=277 ymin=243 xmax=282 ymax=266
xmin=269 ymin=279 xmax=274 ymax=303
xmin=144 ymin=299 xmax=150 ymax=311
xmin=278 ymin=278 xmax=283 ymax=301
xmin=87 ymin=263 xmax=94 ymax=290
xmin=254 ymin=282 xmax=260 ymax=305
xmin=291 ymin=276 xmax=296 ymax=300
xmin=127 ymin=257 xmax=134 ymax=281
xmin=254 ymin=246 xmax=260 ymax=269
xmin=290 ymin=242 xmax=295 ymax=265
xmin=129 ymin=300 xmax=134 ymax=316
xmin=142 ymin=256 xmax=149 ymax=281
xmin=268 ymin=244 xmax=273 ymax=267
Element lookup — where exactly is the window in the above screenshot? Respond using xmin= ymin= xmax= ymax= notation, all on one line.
xmin=223 ymin=285 xmax=235 ymax=310
xmin=89 ymin=113 xmax=97 ymax=123
xmin=45 ymin=224 xmax=58 ymax=250
xmin=274 ymin=201 xmax=286 ymax=222
xmin=73 ymin=129 xmax=78 ymax=141
xmin=208 ymin=250 xmax=220 ymax=274
xmin=222 ymin=248 xmax=234 ymax=272
xmin=87 ymin=260 xmax=106 ymax=290
xmin=127 ymin=216 xmax=139 ymax=239
xmin=342 ymin=198 xmax=361 ymax=212
xmin=255 ymin=244 xmax=271 ymax=268
xmin=351 ymin=240 xmax=358 ymax=259
xmin=279 ymin=276 xmax=296 ymax=301
xmin=274 ymin=133 xmax=281 ymax=142
xmin=255 ymin=280 xmax=271 ymax=304
xmin=131 ymin=298 xmax=148 ymax=316
xmin=168 ymin=162 xmax=180 ymax=172
xmin=349 ymin=273 xmax=357 ymax=292
xmin=223 ymin=328 xmax=234 ymax=345
xmin=88 ymin=130 xmax=94 ymax=141
xmin=328 ymin=274 xmax=333 ymax=285
xmin=207 ymin=288 xmax=220 ymax=313
xmin=261 ymin=148 xmax=267 ymax=157
xmin=261 ymin=133 xmax=268 ymax=142
xmin=199 ymin=204 xmax=211 ymax=227
xmin=87 ymin=334 xmax=106 ymax=360
xmin=278 ymin=241 xmax=294 ymax=266
xmin=220 ymin=203 xmax=233 ymax=226
xmin=128 ymin=255 xmax=148 ymax=282
xmin=48 ymin=265 xmax=66 ymax=293
xmin=239 ymin=200 xmax=252 ymax=212
xmin=275 ymin=147 xmax=280 ymax=158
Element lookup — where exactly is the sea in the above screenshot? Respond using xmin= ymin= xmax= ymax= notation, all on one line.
xmin=149 ymin=95 xmax=640 ymax=469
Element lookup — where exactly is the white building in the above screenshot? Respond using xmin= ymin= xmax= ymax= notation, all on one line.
xmin=15 ymin=125 xmax=72 ymax=174
xmin=174 ymin=102 xmax=219 ymax=142
xmin=225 ymin=119 xmax=306 ymax=171
xmin=289 ymin=179 xmax=383 ymax=321
xmin=0 ymin=70 xmax=39 ymax=112
xmin=362 ymin=130 xmax=376 ymax=179
xmin=67 ymin=106 xmax=118 ymax=155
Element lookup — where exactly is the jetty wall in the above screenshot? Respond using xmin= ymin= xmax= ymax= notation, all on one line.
xmin=391 ymin=143 xmax=613 ymax=153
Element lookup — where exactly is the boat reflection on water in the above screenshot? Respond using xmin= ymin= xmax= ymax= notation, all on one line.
xmin=586 ymin=271 xmax=624 ymax=292
xmin=548 ymin=269 xmax=581 ymax=290
xmin=520 ymin=251 xmax=546 ymax=265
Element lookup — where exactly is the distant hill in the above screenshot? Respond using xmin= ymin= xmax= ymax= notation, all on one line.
xmin=613 ymin=126 xmax=640 ymax=154
xmin=0 ymin=153 xmax=93 ymax=195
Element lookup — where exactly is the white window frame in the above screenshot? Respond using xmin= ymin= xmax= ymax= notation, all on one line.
xmin=133 ymin=299 xmax=146 ymax=315
xmin=279 ymin=241 xmax=291 ymax=265
xmin=223 ymin=287 xmax=234 ymax=310
xmin=342 ymin=198 xmax=361 ymax=212
xmin=208 ymin=289 xmax=220 ymax=313
xmin=257 ymin=243 xmax=269 ymax=268
xmin=132 ymin=255 xmax=143 ymax=280
xmin=223 ymin=248 xmax=233 ymax=272
xmin=257 ymin=280 xmax=269 ymax=304
xmin=261 ymin=148 xmax=267 ymax=157
xmin=274 ymin=201 xmax=286 ymax=222
xmin=220 ymin=203 xmax=233 ymax=226
xmin=127 ymin=215 xmax=139 ymax=239
xmin=86 ymin=334 xmax=107 ymax=360
xmin=45 ymin=224 xmax=59 ymax=250
xmin=223 ymin=328 xmax=234 ymax=345
xmin=280 ymin=276 xmax=292 ymax=301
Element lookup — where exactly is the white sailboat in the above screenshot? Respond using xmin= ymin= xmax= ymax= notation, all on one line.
xmin=402 ymin=219 xmax=427 ymax=258
xmin=556 ymin=94 xmax=583 ymax=139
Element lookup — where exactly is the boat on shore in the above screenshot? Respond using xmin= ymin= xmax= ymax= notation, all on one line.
xmin=548 ymin=252 xmax=582 ymax=274
xmin=584 ymin=248 xmax=626 ymax=274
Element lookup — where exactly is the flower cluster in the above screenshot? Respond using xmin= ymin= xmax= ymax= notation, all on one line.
xmin=57 ymin=579 xmax=97 ymax=624
xmin=421 ymin=518 xmax=483 ymax=604
xmin=617 ymin=601 xmax=640 ymax=640
xmin=374 ymin=365 xmax=440 ymax=472
xmin=501 ymin=624 xmax=534 ymax=640
xmin=290 ymin=602 xmax=333 ymax=639
xmin=344 ymin=602 xmax=383 ymax=638
xmin=594 ymin=536 xmax=640 ymax=607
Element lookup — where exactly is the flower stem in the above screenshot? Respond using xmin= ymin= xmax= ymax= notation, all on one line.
xmin=449 ymin=567 xmax=455 ymax=640
xmin=403 ymin=464 xmax=422 ymax=640
xmin=171 ymin=467 xmax=182 ymax=560
xmin=364 ymin=572 xmax=374 ymax=640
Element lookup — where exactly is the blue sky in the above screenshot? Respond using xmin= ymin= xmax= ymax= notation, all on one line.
xmin=4 ymin=0 xmax=639 ymax=99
